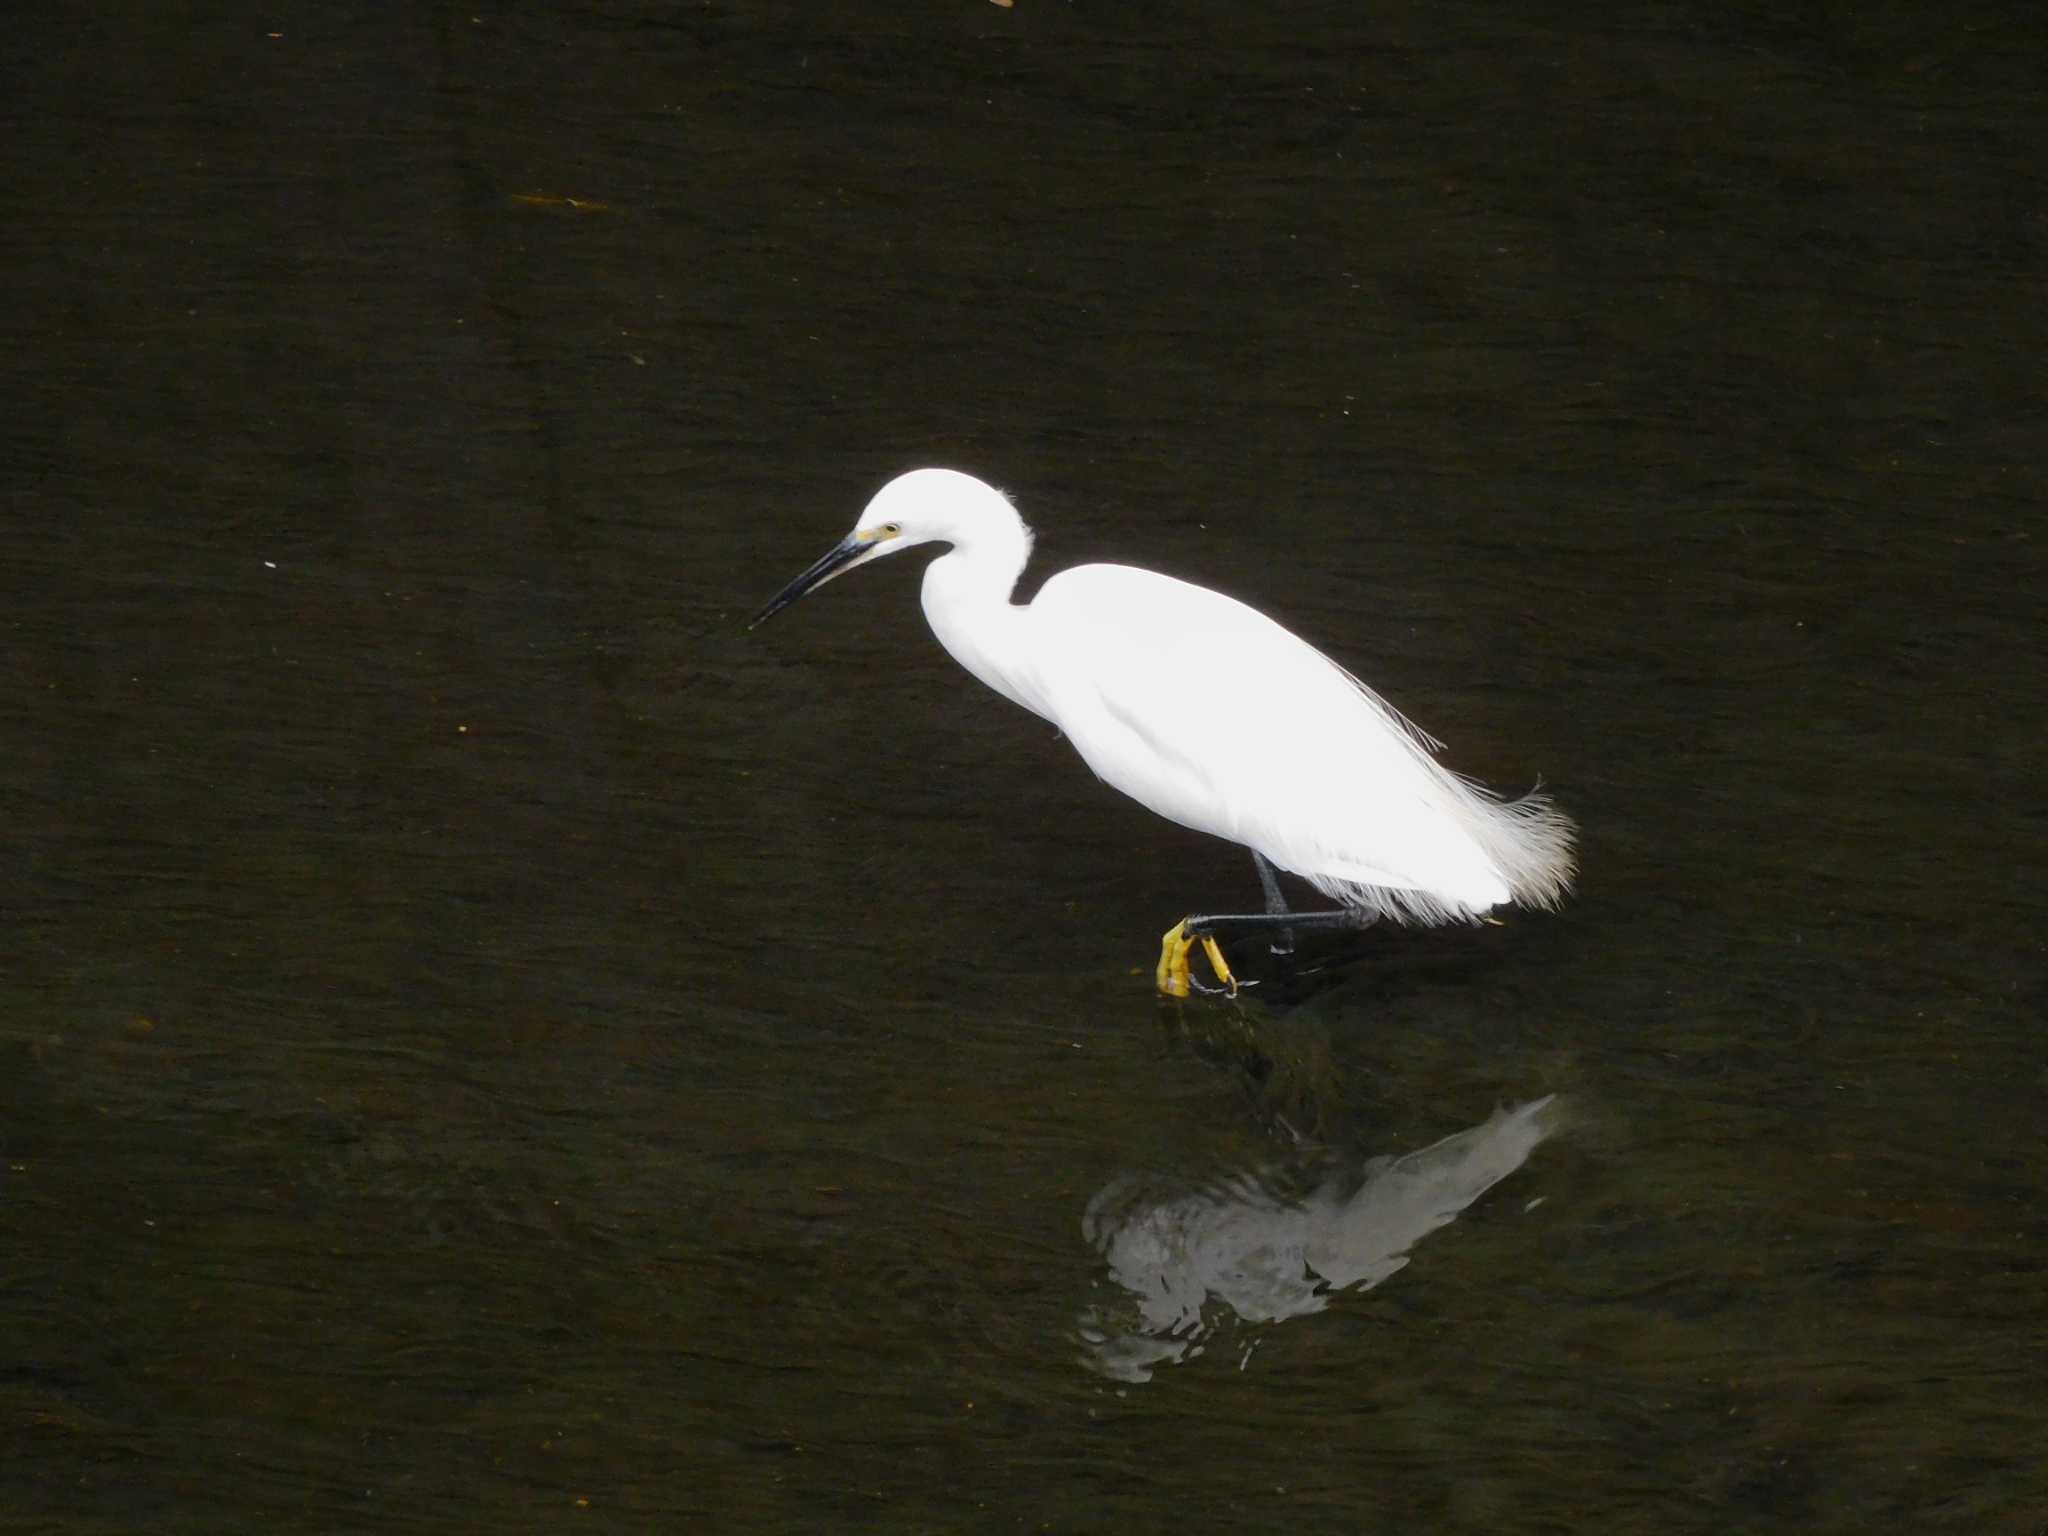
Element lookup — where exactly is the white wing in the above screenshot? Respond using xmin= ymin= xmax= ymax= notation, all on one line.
xmin=1027 ymin=564 xmax=1573 ymax=923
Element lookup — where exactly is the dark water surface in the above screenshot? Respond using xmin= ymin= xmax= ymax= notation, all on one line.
xmin=6 ymin=2 xmax=2044 ymax=1530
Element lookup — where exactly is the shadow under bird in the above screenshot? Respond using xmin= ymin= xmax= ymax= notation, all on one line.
xmin=752 ymin=469 xmax=1575 ymax=996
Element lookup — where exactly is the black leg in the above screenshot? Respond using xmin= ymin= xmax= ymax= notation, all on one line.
xmin=1253 ymin=852 xmax=1295 ymax=956
xmin=1183 ymin=908 xmax=1378 ymax=939
xmin=1189 ymin=853 xmax=1378 ymax=941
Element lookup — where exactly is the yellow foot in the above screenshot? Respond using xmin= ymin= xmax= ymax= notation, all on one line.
xmin=1157 ymin=920 xmax=1196 ymax=998
xmin=1155 ymin=920 xmax=1240 ymax=998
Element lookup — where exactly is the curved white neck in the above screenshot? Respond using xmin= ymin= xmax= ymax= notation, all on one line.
xmin=919 ymin=526 xmax=1050 ymax=720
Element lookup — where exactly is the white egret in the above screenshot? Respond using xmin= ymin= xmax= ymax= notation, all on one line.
xmin=753 ymin=469 xmax=1575 ymax=996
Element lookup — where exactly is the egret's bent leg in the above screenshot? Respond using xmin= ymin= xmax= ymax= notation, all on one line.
xmin=1182 ymin=909 xmax=1379 ymax=939
xmin=1159 ymin=857 xmax=1374 ymax=996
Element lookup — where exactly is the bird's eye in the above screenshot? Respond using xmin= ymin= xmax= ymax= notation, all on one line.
xmin=881 ymin=522 xmax=902 ymax=537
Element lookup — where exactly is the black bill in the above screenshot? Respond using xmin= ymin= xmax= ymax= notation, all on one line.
xmin=750 ymin=534 xmax=878 ymax=628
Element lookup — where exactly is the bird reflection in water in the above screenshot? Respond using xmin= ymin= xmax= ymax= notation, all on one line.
xmin=1075 ymin=1096 xmax=1562 ymax=1383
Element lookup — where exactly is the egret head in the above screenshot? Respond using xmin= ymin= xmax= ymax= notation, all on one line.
xmin=751 ymin=469 xmax=1025 ymax=626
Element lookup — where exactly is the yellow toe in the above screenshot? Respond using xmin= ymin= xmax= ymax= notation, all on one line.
xmin=1198 ymin=934 xmax=1238 ymax=996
